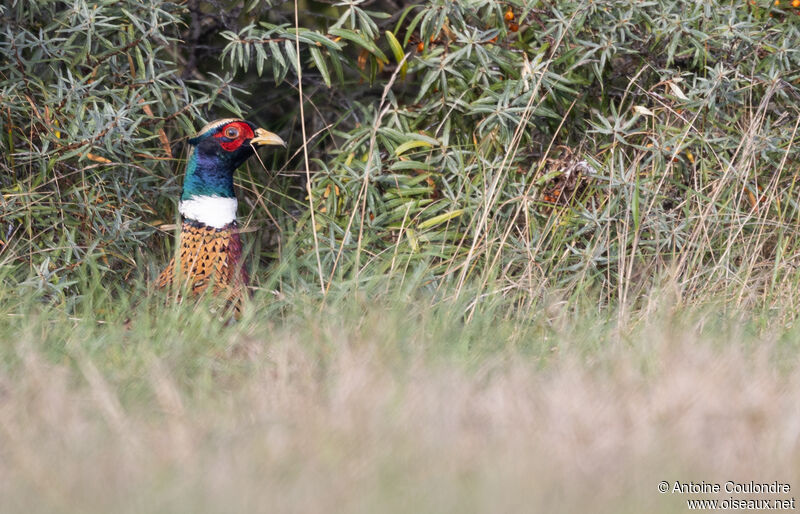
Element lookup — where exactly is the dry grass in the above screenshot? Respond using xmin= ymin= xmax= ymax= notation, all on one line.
xmin=2 ymin=299 xmax=798 ymax=514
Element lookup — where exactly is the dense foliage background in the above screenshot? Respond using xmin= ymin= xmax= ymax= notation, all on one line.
xmin=2 ymin=0 xmax=800 ymax=314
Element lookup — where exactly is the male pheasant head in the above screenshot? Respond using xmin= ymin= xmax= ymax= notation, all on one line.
xmin=179 ymin=118 xmax=285 ymax=228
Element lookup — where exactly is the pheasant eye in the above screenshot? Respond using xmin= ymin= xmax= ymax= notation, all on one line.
xmin=224 ymin=126 xmax=240 ymax=139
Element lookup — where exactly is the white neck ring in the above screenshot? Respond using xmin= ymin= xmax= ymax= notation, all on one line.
xmin=179 ymin=195 xmax=238 ymax=229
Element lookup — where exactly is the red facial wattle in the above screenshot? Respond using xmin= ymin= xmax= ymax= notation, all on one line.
xmin=213 ymin=121 xmax=255 ymax=152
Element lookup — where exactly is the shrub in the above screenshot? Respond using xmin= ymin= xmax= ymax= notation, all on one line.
xmin=2 ymin=0 xmax=799 ymax=312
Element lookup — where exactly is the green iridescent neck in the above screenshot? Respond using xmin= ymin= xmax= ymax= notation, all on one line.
xmin=180 ymin=149 xmax=236 ymax=201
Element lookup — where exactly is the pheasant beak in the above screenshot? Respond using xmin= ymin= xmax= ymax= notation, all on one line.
xmin=251 ymin=128 xmax=286 ymax=147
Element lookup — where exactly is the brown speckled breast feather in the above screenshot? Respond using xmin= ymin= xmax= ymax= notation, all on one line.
xmin=157 ymin=220 xmax=249 ymax=316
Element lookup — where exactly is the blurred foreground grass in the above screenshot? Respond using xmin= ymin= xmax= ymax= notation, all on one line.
xmin=1 ymin=274 xmax=799 ymax=513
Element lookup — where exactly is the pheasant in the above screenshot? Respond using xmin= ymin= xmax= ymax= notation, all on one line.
xmin=156 ymin=118 xmax=285 ymax=317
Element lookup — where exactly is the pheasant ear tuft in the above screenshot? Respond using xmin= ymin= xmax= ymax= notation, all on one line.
xmin=188 ymin=135 xmax=202 ymax=146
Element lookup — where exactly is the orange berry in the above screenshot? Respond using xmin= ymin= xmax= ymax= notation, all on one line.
xmin=504 ymin=10 xmax=514 ymax=21
xmin=429 ymin=35 xmax=435 ymax=43
xmin=793 ymin=0 xmax=799 ymax=7
xmin=509 ymin=22 xmax=519 ymax=32
xmin=417 ymin=42 xmax=424 ymax=52
xmin=775 ymin=0 xmax=780 ymax=5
